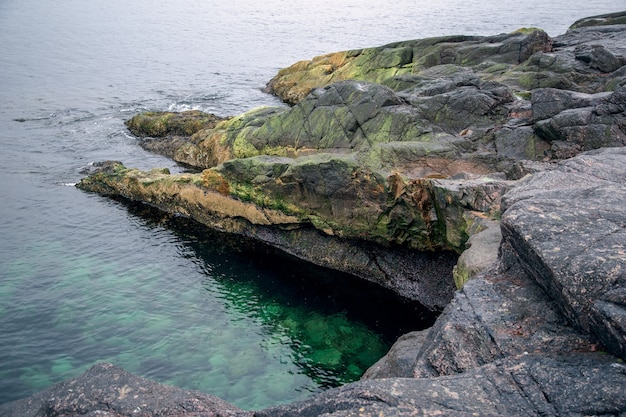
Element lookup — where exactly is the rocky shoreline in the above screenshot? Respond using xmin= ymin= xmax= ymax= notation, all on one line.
xmin=2 ymin=11 xmax=625 ymax=417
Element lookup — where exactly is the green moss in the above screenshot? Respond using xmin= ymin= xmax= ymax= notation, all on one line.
xmin=512 ymin=27 xmax=542 ymax=35
xmin=481 ymin=63 xmax=511 ymax=74
xmin=518 ymin=73 xmax=539 ymax=89
xmin=452 ymin=261 xmax=470 ymax=289
xmin=125 ymin=110 xmax=225 ymax=137
xmin=232 ymin=130 xmax=261 ymax=159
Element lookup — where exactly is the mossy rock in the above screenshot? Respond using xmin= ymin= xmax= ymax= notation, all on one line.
xmin=569 ymin=11 xmax=626 ymax=30
xmin=125 ymin=110 xmax=227 ymax=138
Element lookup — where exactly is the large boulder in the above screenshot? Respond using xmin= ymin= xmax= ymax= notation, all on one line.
xmin=501 ymin=147 xmax=626 ymax=359
xmin=532 ymin=86 xmax=626 ymax=158
xmin=0 ymin=363 xmax=245 ymax=417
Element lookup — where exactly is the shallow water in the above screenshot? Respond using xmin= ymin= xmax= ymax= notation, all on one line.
xmin=0 ymin=0 xmax=621 ymax=410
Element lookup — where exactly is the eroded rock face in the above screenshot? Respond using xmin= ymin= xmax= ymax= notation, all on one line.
xmin=75 ymin=160 xmax=459 ymax=309
xmin=501 ymin=147 xmax=626 ymax=359
xmin=258 ymin=353 xmax=626 ymax=417
xmin=532 ymin=87 xmax=626 ymax=158
xmin=264 ymin=30 xmax=552 ymax=106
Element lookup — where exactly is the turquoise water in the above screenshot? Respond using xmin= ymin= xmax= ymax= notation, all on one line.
xmin=0 ymin=198 xmax=433 ymax=409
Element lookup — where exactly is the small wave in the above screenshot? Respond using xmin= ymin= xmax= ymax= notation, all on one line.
xmin=167 ymin=102 xmax=216 ymax=112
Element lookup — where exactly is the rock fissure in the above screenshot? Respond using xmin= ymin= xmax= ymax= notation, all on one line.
xmin=508 ymin=365 xmax=558 ymax=416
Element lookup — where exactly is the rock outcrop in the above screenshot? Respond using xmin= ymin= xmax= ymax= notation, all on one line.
xmin=2 ymin=11 xmax=625 ymax=417
xmin=501 ymin=147 xmax=626 ymax=360
xmin=4 ymin=150 xmax=626 ymax=415
xmin=0 ymin=363 xmax=245 ymax=417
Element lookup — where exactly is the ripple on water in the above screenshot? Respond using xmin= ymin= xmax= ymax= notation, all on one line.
xmin=0 ymin=198 xmax=436 ymax=409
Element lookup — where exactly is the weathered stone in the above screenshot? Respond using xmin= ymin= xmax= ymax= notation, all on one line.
xmin=452 ymin=218 xmax=501 ymax=288
xmin=570 ymin=10 xmax=626 ymax=29
xmin=0 ymin=363 xmax=246 ymax=417
xmin=361 ymin=330 xmax=430 ymax=379
xmin=530 ymin=87 xmax=613 ymax=121
xmin=258 ymin=354 xmax=626 ymax=417
xmin=532 ymin=86 xmax=626 ymax=158
xmin=265 ymin=30 xmax=552 ymax=105
xmin=125 ymin=110 xmax=226 ymax=138
xmin=501 ymin=147 xmax=626 ymax=359
xmin=76 ymin=161 xmax=459 ymax=309
xmin=401 ymin=79 xmax=515 ymax=132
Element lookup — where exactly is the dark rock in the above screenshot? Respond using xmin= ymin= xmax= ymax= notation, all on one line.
xmin=530 ymin=87 xmax=612 ymax=121
xmin=569 ymin=11 xmax=626 ymax=30
xmin=411 ymin=259 xmax=598 ymax=378
xmin=361 ymin=330 xmax=430 ymax=379
xmin=501 ymin=147 xmax=626 ymax=359
xmin=258 ymin=354 xmax=626 ymax=417
xmin=574 ymin=43 xmax=625 ymax=73
xmin=401 ymin=80 xmax=515 ymax=132
xmin=125 ymin=110 xmax=226 ymax=138
xmin=124 ymin=111 xmax=229 ymax=165
xmin=0 ymin=363 xmax=246 ymax=417
xmin=532 ymin=86 xmax=626 ymax=158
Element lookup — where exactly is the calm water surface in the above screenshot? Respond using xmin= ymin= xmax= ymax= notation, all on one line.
xmin=0 ymin=0 xmax=620 ymax=410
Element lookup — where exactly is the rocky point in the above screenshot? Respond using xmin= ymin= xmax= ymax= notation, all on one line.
xmin=1 ymin=11 xmax=625 ymax=417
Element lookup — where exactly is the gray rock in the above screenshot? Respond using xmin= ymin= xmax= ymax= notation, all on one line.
xmin=0 ymin=363 xmax=246 ymax=417
xmin=532 ymin=86 xmax=626 ymax=158
xmin=361 ymin=330 xmax=430 ymax=379
xmin=501 ymin=147 xmax=626 ymax=359
xmin=531 ymin=87 xmax=613 ymax=121
xmin=452 ymin=218 xmax=502 ymax=288
xmin=258 ymin=354 xmax=626 ymax=417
